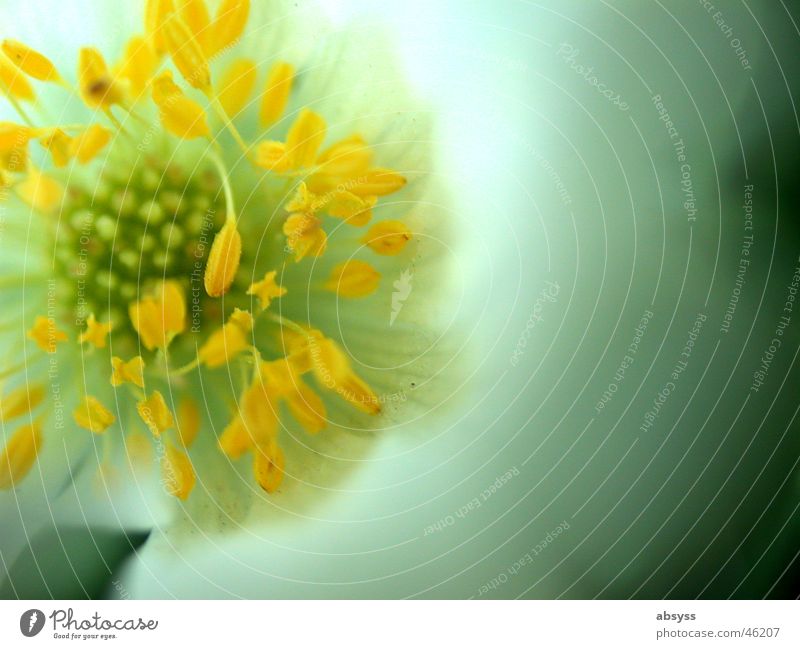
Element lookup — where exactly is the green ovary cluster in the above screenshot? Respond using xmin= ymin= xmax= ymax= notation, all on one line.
xmin=52 ymin=158 xmax=225 ymax=341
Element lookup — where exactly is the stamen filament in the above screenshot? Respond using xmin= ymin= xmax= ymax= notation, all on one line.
xmin=207 ymin=91 xmax=251 ymax=158
xmin=207 ymin=147 xmax=237 ymax=224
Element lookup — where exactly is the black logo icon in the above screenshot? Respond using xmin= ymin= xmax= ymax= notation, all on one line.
xmin=20 ymin=609 xmax=45 ymax=637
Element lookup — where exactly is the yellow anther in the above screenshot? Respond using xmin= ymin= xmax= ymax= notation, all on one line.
xmin=0 ymin=55 xmax=35 ymax=100
xmin=218 ymin=416 xmax=251 ymax=459
xmin=246 ymin=270 xmax=286 ymax=312
xmin=285 ymin=183 xmax=374 ymax=226
xmin=240 ymin=379 xmax=278 ymax=444
xmin=78 ymin=47 xmax=125 ymax=109
xmin=285 ymin=182 xmax=316 ymax=213
xmin=283 ymin=213 xmax=327 ymax=261
xmin=0 ymin=383 xmax=45 ymax=422
xmin=79 ymin=313 xmax=113 ymax=348
xmin=315 ymin=135 xmax=373 ymax=177
xmin=159 ymin=280 xmax=187 ymax=334
xmin=310 ymin=336 xmax=381 ymax=414
xmin=260 ymin=358 xmax=326 ymax=433
xmin=73 ymin=395 xmax=116 ymax=433
xmin=203 ymin=0 xmax=250 ymax=58
xmin=151 ymin=70 xmax=210 ymax=139
xmin=351 ymin=168 xmax=407 ymax=197
xmin=324 ymin=260 xmax=380 ymax=298
xmin=259 ymin=61 xmax=293 ymax=127
xmin=38 ymin=128 xmax=73 ymax=168
xmin=198 ymin=308 xmax=253 ymax=368
xmin=0 ymin=122 xmax=33 ymax=150
xmin=177 ymin=397 xmax=200 ymax=447
xmin=1 ymin=39 xmax=61 ymax=82
xmin=204 ymin=219 xmax=242 ymax=297
xmin=283 ymin=380 xmax=326 ymax=434
xmin=362 ymin=220 xmax=412 ymax=255
xmin=16 ymin=167 xmax=63 ymax=213
xmin=255 ymin=140 xmax=290 ymax=173
xmin=217 ymin=58 xmax=256 ymax=118
xmin=256 ymin=109 xmax=326 ymax=173
xmin=253 ymin=439 xmax=284 ymax=494
xmin=286 ymin=108 xmax=326 ymax=170
xmin=129 ymin=280 xmax=187 ymax=350
xmin=144 ymin=0 xmax=174 ymax=55
xmin=179 ymin=0 xmax=211 ymax=39
xmin=116 ymin=36 xmax=158 ymax=97
xmin=27 ymin=315 xmax=67 ymax=353
xmin=110 ymin=356 xmax=145 ymax=388
xmin=162 ymin=9 xmax=211 ymax=90
xmin=0 ymin=420 xmax=42 ymax=490
xmin=162 ymin=442 xmax=195 ymax=500
xmin=137 ymin=390 xmax=175 ymax=435
xmin=326 ymin=191 xmax=376 ymax=226
xmin=69 ymin=124 xmax=112 ymax=164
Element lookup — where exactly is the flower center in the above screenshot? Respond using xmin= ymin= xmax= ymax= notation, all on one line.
xmin=53 ymin=157 xmax=224 ymax=341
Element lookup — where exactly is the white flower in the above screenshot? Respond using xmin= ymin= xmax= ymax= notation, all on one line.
xmin=0 ymin=0 xmax=462 ymax=594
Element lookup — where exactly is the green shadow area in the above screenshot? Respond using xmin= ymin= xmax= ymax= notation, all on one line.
xmin=0 ymin=527 xmax=149 ymax=600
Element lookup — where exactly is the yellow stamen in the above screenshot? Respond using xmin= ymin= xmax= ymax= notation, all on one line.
xmin=0 ymin=420 xmax=42 ymax=490
xmin=283 ymin=213 xmax=327 ymax=261
xmin=116 ymin=36 xmax=158 ymax=97
xmin=350 ymin=168 xmax=407 ymax=197
xmin=110 ymin=356 xmax=145 ymax=388
xmin=286 ymin=108 xmax=326 ymax=170
xmin=27 ymin=315 xmax=67 ymax=353
xmin=315 ymin=135 xmax=372 ymax=177
xmin=177 ymin=397 xmax=200 ymax=447
xmin=179 ymin=0 xmax=211 ymax=40
xmin=324 ymin=260 xmax=380 ymax=298
xmin=286 ymin=183 xmax=375 ymax=226
xmin=129 ymin=280 xmax=187 ymax=350
xmin=263 ymin=359 xmax=326 ymax=433
xmin=217 ymin=58 xmax=256 ymax=118
xmin=0 ymin=122 xmax=33 ymax=151
xmin=203 ymin=0 xmax=250 ymax=58
xmin=253 ymin=439 xmax=284 ymax=493
xmin=204 ymin=219 xmax=242 ymax=297
xmin=137 ymin=390 xmax=175 ymax=435
xmin=362 ymin=220 xmax=413 ymax=255
xmin=144 ymin=0 xmax=174 ymax=56
xmin=79 ymin=313 xmax=113 ymax=348
xmin=73 ymin=395 xmax=116 ymax=433
xmin=38 ymin=128 xmax=73 ymax=168
xmin=309 ymin=335 xmax=381 ymax=414
xmin=0 ymin=383 xmax=45 ymax=422
xmin=1 ymin=39 xmax=61 ymax=83
xmin=198 ymin=308 xmax=253 ymax=368
xmin=325 ymin=191 xmax=376 ymax=226
xmin=162 ymin=8 xmax=211 ymax=90
xmin=240 ymin=379 xmax=278 ymax=444
xmin=162 ymin=442 xmax=195 ymax=500
xmin=246 ymin=270 xmax=286 ymax=312
xmin=255 ymin=109 xmax=326 ymax=173
xmin=69 ymin=124 xmax=112 ymax=163
xmin=218 ymin=416 xmax=251 ymax=459
xmin=0 ymin=55 xmax=36 ymax=100
xmin=151 ymin=70 xmax=210 ymax=139
xmin=16 ymin=167 xmax=63 ymax=213
xmin=78 ymin=47 xmax=125 ymax=109
xmin=259 ymin=61 xmax=293 ymax=127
